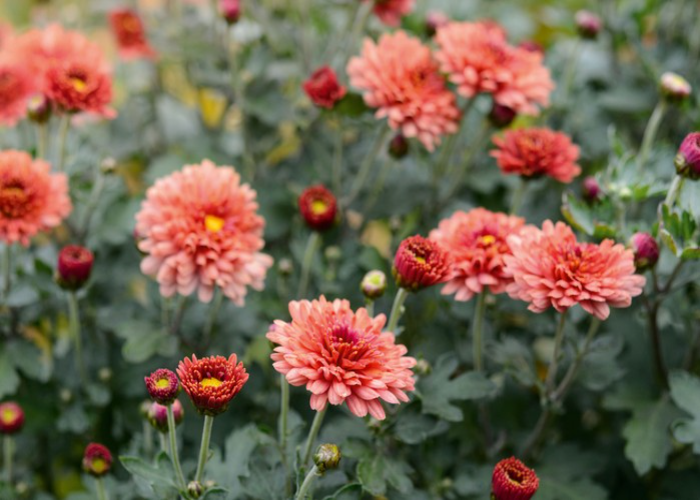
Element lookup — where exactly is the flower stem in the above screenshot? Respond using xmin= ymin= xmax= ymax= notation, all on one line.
xmin=332 ymin=121 xmax=344 ymax=196
xmin=295 ymin=465 xmax=321 ymax=500
xmin=37 ymin=123 xmax=49 ymax=160
xmin=96 ymin=477 xmax=109 ymax=500
xmin=344 ymin=126 xmax=390 ymax=207
xmin=143 ymin=420 xmax=153 ymax=458
xmin=169 ymin=295 xmax=188 ymax=335
xmin=166 ymin=404 xmax=188 ymax=492
xmin=78 ymin=170 xmax=107 ymax=241
xmin=56 ymin=114 xmax=71 ymax=172
xmin=365 ymin=299 xmax=375 ymax=318
xmin=510 ymin=178 xmax=528 ymax=215
xmin=279 ymin=374 xmax=291 ymax=496
xmin=302 ymin=407 xmax=327 ymax=467
xmin=638 ymin=100 xmax=668 ymax=172
xmin=203 ymin=288 xmax=224 ymax=346
xmin=664 ymin=175 xmax=684 ymax=210
xmin=472 ymin=292 xmax=488 ymax=372
xmin=442 ymin=120 xmax=491 ymax=202
xmin=4 ymin=436 xmax=12 ymax=484
xmin=297 ymin=231 xmax=321 ymax=299
xmin=386 ymin=287 xmax=409 ymax=334
xmin=561 ymin=39 xmax=581 ymax=105
xmin=67 ymin=291 xmax=86 ymax=385
xmin=544 ymin=312 xmax=568 ymax=393
xmin=194 ymin=415 xmax=215 ymax=484
xmin=2 ymin=243 xmax=11 ymax=301
xmin=159 ymin=433 xmax=167 ymax=453
xmin=551 ymin=318 xmax=602 ymax=402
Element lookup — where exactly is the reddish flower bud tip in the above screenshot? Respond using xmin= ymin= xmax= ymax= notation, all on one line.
xmin=219 ymin=0 xmax=241 ymax=24
xmin=393 ymin=235 xmax=451 ymax=291
xmin=517 ymin=40 xmax=544 ymax=54
xmin=425 ymin=11 xmax=449 ymax=37
xmin=489 ymin=103 xmax=517 ymax=129
xmin=303 ymin=66 xmax=347 ymax=110
xmin=27 ymin=94 xmax=52 ymax=124
xmin=148 ymin=400 xmax=184 ymax=433
xmin=660 ymin=72 xmax=692 ymax=103
xmin=361 ymin=270 xmax=387 ymax=300
xmin=298 ymin=185 xmax=338 ymax=232
xmin=176 ymin=354 xmax=249 ymax=416
xmin=0 ymin=402 xmax=25 ymax=435
xmin=675 ymin=132 xmax=700 ymax=180
xmin=582 ymin=176 xmax=602 ymax=203
xmin=56 ymin=245 xmax=94 ymax=291
xmin=144 ymin=368 xmax=180 ymax=405
xmin=630 ymin=232 xmax=659 ymax=271
xmin=575 ymin=10 xmax=603 ymax=39
xmin=492 ymin=457 xmax=539 ymax=500
xmin=83 ymin=443 xmax=113 ymax=477
xmin=388 ymin=134 xmax=409 ymax=159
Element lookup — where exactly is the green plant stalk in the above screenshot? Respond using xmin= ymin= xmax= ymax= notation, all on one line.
xmin=279 ymin=374 xmax=291 ymax=496
xmin=638 ymin=100 xmax=668 ymax=172
xmin=442 ymin=120 xmax=491 ymax=202
xmin=510 ymin=179 xmax=528 ymax=216
xmin=332 ymin=121 xmax=344 ymax=196
xmin=664 ymin=175 xmax=684 ymax=209
xmin=560 ymin=39 xmax=581 ymax=105
xmin=297 ymin=231 xmax=321 ymax=299
xmin=56 ymin=114 xmax=71 ymax=173
xmin=159 ymin=433 xmax=168 ymax=453
xmin=143 ymin=420 xmax=153 ymax=458
xmin=166 ymin=404 xmax=188 ymax=492
xmin=551 ymin=318 xmax=602 ymax=402
xmin=96 ymin=477 xmax=109 ymax=500
xmin=2 ymin=243 xmax=11 ymax=301
xmin=365 ymin=299 xmax=375 ymax=318
xmin=544 ymin=312 xmax=568 ymax=393
xmin=203 ymin=288 xmax=224 ymax=346
xmin=472 ymin=292 xmax=488 ymax=372
xmin=169 ymin=296 xmax=188 ymax=335
xmin=386 ymin=287 xmax=409 ymax=334
xmin=78 ymin=171 xmax=107 ymax=241
xmin=37 ymin=123 xmax=49 ymax=160
xmin=302 ymin=407 xmax=327 ymax=467
xmin=344 ymin=126 xmax=390 ymax=207
xmin=67 ymin=291 xmax=86 ymax=385
xmin=295 ymin=465 xmax=321 ymax=500
xmin=194 ymin=415 xmax=215 ymax=484
xmin=4 ymin=436 xmax=12 ymax=484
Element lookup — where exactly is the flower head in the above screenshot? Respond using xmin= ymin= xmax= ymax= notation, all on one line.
xmin=393 ymin=235 xmax=451 ymax=291
xmin=371 ymin=0 xmax=415 ymax=27
xmin=491 ymin=128 xmax=581 ymax=183
xmin=582 ymin=176 xmax=602 ymax=203
xmin=56 ymin=245 xmax=94 ymax=290
xmin=136 ymin=160 xmax=273 ymax=304
xmin=575 ymin=10 xmax=603 ymax=40
xmin=0 ymin=150 xmax=71 ymax=246
xmin=219 ymin=0 xmax=242 ymax=24
xmin=347 ymin=31 xmax=460 ymax=151
xmin=176 ymin=354 xmax=249 ymax=416
xmin=45 ymin=60 xmax=114 ymax=117
xmin=430 ymin=209 xmax=527 ymax=301
xmin=504 ymin=221 xmax=646 ymax=320
xmin=267 ymin=297 xmax=416 ymax=420
xmin=109 ymin=9 xmax=157 ymax=60
xmin=144 ymin=368 xmax=180 ymax=405
xmin=303 ymin=66 xmax=346 ymax=110
xmin=0 ymin=402 xmax=25 ymax=435
xmin=631 ymin=232 xmax=659 ymax=271
xmin=83 ymin=443 xmax=113 ymax=477
xmin=674 ymin=132 xmax=700 ymax=180
xmin=492 ymin=457 xmax=539 ymax=500
xmin=0 ymin=62 xmax=36 ymax=126
xmin=148 ymin=400 xmax=184 ymax=433
xmin=298 ymin=185 xmax=338 ymax=231
xmin=660 ymin=72 xmax=692 ymax=103
xmin=361 ymin=270 xmax=387 ymax=300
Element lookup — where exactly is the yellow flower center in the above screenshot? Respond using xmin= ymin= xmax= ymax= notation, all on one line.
xmin=0 ymin=185 xmax=29 ymax=219
xmin=414 ymin=255 xmax=426 ymax=264
xmin=71 ymin=76 xmax=88 ymax=92
xmin=1 ymin=408 xmax=16 ymax=424
xmin=479 ymin=234 xmax=496 ymax=246
xmin=91 ymin=458 xmax=107 ymax=474
xmin=155 ymin=378 xmax=171 ymax=389
xmin=310 ymin=200 xmax=328 ymax=215
xmin=200 ymin=377 xmax=223 ymax=388
xmin=205 ymin=215 xmax=225 ymax=233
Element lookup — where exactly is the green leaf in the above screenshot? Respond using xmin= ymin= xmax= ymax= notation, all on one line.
xmin=562 ymin=192 xmax=595 ymax=235
xmin=5 ymin=282 xmax=39 ymax=308
xmin=0 ymin=348 xmax=21 ymax=399
xmin=357 ymin=453 xmax=412 ymax=496
xmin=202 ymin=487 xmax=228 ymax=499
xmin=119 ymin=455 xmax=177 ymax=491
xmin=394 ymin=406 xmax=449 ymax=445
xmin=537 ymin=476 xmax=608 ymax=500
xmin=622 ymin=397 xmax=678 ymax=475
xmin=669 ymin=371 xmax=700 ymax=453
xmin=322 ymin=484 xmax=363 ymax=500
xmin=335 ymin=93 xmax=368 ymax=118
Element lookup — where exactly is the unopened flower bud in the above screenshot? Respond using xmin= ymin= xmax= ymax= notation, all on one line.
xmin=148 ymin=400 xmax=184 ymax=433
xmin=575 ymin=10 xmax=602 ymax=39
xmin=56 ymin=245 xmax=94 ymax=291
xmin=0 ymin=402 xmax=25 ymax=435
xmin=27 ymin=94 xmax=52 ymax=124
xmin=582 ymin=176 xmax=602 ymax=203
xmin=393 ymin=235 xmax=451 ymax=291
xmin=489 ymin=103 xmax=517 ymax=129
xmin=630 ymin=232 xmax=659 ymax=271
xmin=388 ymin=133 xmax=409 ymax=159
xmin=98 ymin=367 xmax=112 ymax=382
xmin=187 ymin=481 xmax=203 ymax=499
xmin=139 ymin=400 xmax=152 ymax=418
xmin=674 ymin=132 xmax=700 ymax=180
xmin=219 ymin=0 xmax=241 ymax=24
xmin=518 ymin=41 xmax=544 ymax=54
xmin=325 ymin=246 xmax=342 ymax=262
xmin=100 ymin=157 xmax=117 ymax=175
xmin=313 ymin=444 xmax=341 ymax=474
xmin=83 ymin=443 xmax=112 ymax=477
xmin=425 ymin=11 xmax=449 ymax=37
xmin=414 ymin=358 xmax=431 ymax=375
xmin=278 ymin=258 xmax=293 ymax=276
xmin=361 ymin=270 xmax=387 ymax=300
xmin=660 ymin=72 xmax=692 ymax=103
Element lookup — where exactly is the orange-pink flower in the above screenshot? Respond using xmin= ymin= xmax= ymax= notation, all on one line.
xmin=347 ymin=31 xmax=460 ymax=152
xmin=0 ymin=150 xmax=71 ymax=246
xmin=45 ymin=60 xmax=114 ymax=117
xmin=504 ymin=221 xmax=646 ymax=320
xmin=0 ymin=62 xmax=36 ymax=126
xmin=109 ymin=9 xmax=157 ymax=60
xmin=370 ymin=0 xmax=415 ymax=27
xmin=267 ymin=296 xmax=416 ymax=420
xmin=136 ymin=160 xmax=273 ymax=304
xmin=430 ymin=208 xmax=527 ymax=301
xmin=491 ymin=128 xmax=581 ymax=183
xmin=435 ymin=21 xmax=554 ymax=115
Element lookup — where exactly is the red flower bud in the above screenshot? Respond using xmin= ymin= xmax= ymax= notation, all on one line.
xmin=148 ymin=400 xmax=184 ymax=433
xmin=219 ymin=0 xmax=241 ymax=24
xmin=492 ymin=457 xmax=539 ymax=500
xmin=582 ymin=176 xmax=602 ymax=203
xmin=144 ymin=368 xmax=180 ymax=405
xmin=27 ymin=94 xmax=52 ymax=124
xmin=489 ymin=103 xmax=517 ymax=129
xmin=388 ymin=134 xmax=409 ymax=159
xmin=56 ymin=245 xmax=94 ymax=291
xmin=425 ymin=11 xmax=449 ymax=37
xmin=83 ymin=443 xmax=113 ymax=477
xmin=675 ymin=132 xmax=700 ymax=180
xmin=630 ymin=232 xmax=659 ymax=271
xmin=303 ymin=66 xmax=347 ymax=110
xmin=298 ymin=185 xmax=338 ymax=232
xmin=575 ymin=10 xmax=602 ymax=39
xmin=0 ymin=402 xmax=25 ymax=435
xmin=393 ymin=235 xmax=451 ymax=291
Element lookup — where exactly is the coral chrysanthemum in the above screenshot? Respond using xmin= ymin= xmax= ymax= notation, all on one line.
xmin=370 ymin=0 xmax=415 ymax=27
xmin=45 ymin=60 xmax=114 ymax=116
xmin=0 ymin=402 xmax=25 ymax=435
xmin=176 ymin=354 xmax=249 ymax=416
xmin=491 ymin=457 xmax=539 ymax=500
xmin=347 ymin=31 xmax=460 ymax=151
xmin=83 ymin=443 xmax=112 ymax=477
xmin=0 ymin=62 xmax=36 ymax=126
xmin=504 ymin=221 xmax=646 ymax=320
xmin=435 ymin=21 xmax=554 ymax=116
xmin=393 ymin=235 xmax=451 ymax=291
xmin=108 ymin=9 xmax=157 ymax=60
xmin=429 ymin=208 xmax=527 ymax=301
xmin=144 ymin=368 xmax=180 ymax=405
xmin=135 ymin=160 xmax=273 ymax=304
xmin=491 ymin=128 xmax=582 ymax=183
xmin=0 ymin=150 xmax=72 ymax=246
xmin=267 ymin=296 xmax=416 ymax=420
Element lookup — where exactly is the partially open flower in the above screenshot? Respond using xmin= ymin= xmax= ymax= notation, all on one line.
xmin=630 ymin=232 xmax=659 ymax=271
xmin=298 ymin=185 xmax=338 ymax=232
xmin=148 ymin=400 xmax=184 ymax=433
xmin=492 ymin=457 xmax=539 ymax=500
xmin=575 ymin=10 xmax=602 ymax=40
xmin=0 ymin=402 xmax=25 ymax=435
xmin=393 ymin=235 xmax=451 ymax=291
xmin=314 ymin=444 xmax=341 ymax=474
xmin=83 ymin=443 xmax=113 ymax=477
xmin=582 ymin=176 xmax=602 ymax=203
xmin=109 ymin=8 xmax=157 ymax=60
xmin=219 ymin=0 xmax=241 ymax=24
xmin=674 ymin=132 xmax=700 ymax=180
xmin=144 ymin=369 xmax=180 ymax=405
xmin=26 ymin=94 xmax=52 ymax=124
xmin=361 ymin=270 xmax=388 ymax=300
xmin=56 ymin=245 xmax=94 ymax=291
xmin=371 ymin=0 xmax=415 ymax=27
xmin=660 ymin=72 xmax=692 ymax=103
xmin=303 ymin=66 xmax=347 ymax=110
xmin=176 ymin=354 xmax=249 ymax=416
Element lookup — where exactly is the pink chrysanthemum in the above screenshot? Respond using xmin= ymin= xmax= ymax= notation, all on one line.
xmin=108 ymin=9 xmax=157 ymax=60
xmin=0 ymin=150 xmax=72 ymax=246
xmin=370 ymin=0 xmax=415 ymax=27
xmin=136 ymin=160 xmax=273 ymax=304
xmin=0 ymin=62 xmax=36 ymax=126
xmin=435 ymin=21 xmax=554 ymax=116
xmin=347 ymin=31 xmax=460 ymax=152
xmin=267 ymin=296 xmax=416 ymax=420
xmin=430 ymin=208 xmax=527 ymax=301
xmin=491 ymin=128 xmax=582 ymax=183
xmin=45 ymin=60 xmax=114 ymax=117
xmin=504 ymin=221 xmax=646 ymax=320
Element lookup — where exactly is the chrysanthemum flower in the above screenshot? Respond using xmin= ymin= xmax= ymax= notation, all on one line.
xmin=176 ymin=354 xmax=249 ymax=416
xmin=0 ymin=22 xmax=13 ymax=50
xmin=56 ymin=245 xmax=94 ymax=291
xmin=45 ymin=59 xmax=114 ymax=117
xmin=298 ymin=185 xmax=338 ymax=231
xmin=303 ymin=66 xmax=346 ymax=109
xmin=429 ymin=208 xmax=526 ymax=301
xmin=675 ymin=132 xmax=700 ymax=180
xmin=0 ymin=62 xmax=36 ymax=126
xmin=370 ymin=0 xmax=415 ymax=27
xmin=630 ymin=232 xmax=659 ymax=271
xmin=491 ymin=128 xmax=581 ymax=183
xmin=435 ymin=21 xmax=554 ymax=116
xmin=0 ymin=402 xmax=25 ymax=435
xmin=393 ymin=235 xmax=451 ymax=291
xmin=108 ymin=9 xmax=157 ymax=60
xmin=83 ymin=443 xmax=112 ymax=477
xmin=144 ymin=368 xmax=180 ymax=405
xmin=492 ymin=457 xmax=539 ymax=500
xmin=0 ymin=150 xmax=72 ymax=246
xmin=267 ymin=297 xmax=416 ymax=420
xmin=660 ymin=72 xmax=691 ymax=102
xmin=347 ymin=31 xmax=460 ymax=152
xmin=135 ymin=160 xmax=273 ymax=304
xmin=504 ymin=221 xmax=646 ymax=320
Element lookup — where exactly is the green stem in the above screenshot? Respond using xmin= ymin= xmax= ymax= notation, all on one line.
xmin=56 ymin=114 xmax=71 ymax=172
xmin=544 ymin=312 xmax=568 ymax=394
xmin=664 ymin=175 xmax=684 ymax=210
xmin=561 ymin=40 xmax=581 ymax=105
xmin=96 ymin=477 xmax=109 ymax=500
xmin=332 ymin=121 xmax=344 ymax=196
xmin=386 ymin=288 xmax=409 ymax=334
xmin=159 ymin=433 xmax=168 ymax=453
xmin=295 ymin=465 xmax=321 ymax=500
xmin=365 ymin=299 xmax=375 ymax=318
xmin=442 ymin=120 xmax=491 ymax=202
xmin=2 ymin=244 xmax=11 ymax=301
xmin=166 ymin=404 xmax=188 ymax=492
xmin=37 ymin=123 xmax=49 ymax=160
xmin=194 ymin=415 xmax=215 ymax=484
xmin=510 ymin=179 xmax=528 ymax=216
xmin=551 ymin=318 xmax=601 ymax=402
xmin=169 ymin=296 xmax=188 ymax=335
xmin=67 ymin=292 xmax=86 ymax=385
xmin=302 ymin=407 xmax=327 ymax=467
xmin=344 ymin=126 xmax=390 ymax=207
xmin=279 ymin=374 xmax=291 ymax=496
xmin=472 ymin=292 xmax=488 ymax=372
xmin=297 ymin=231 xmax=321 ymax=299
xmin=363 ymin=157 xmax=394 ymax=214
xmin=4 ymin=436 xmax=12 ymax=484
xmin=143 ymin=420 xmax=153 ymax=458
xmin=78 ymin=171 xmax=106 ymax=241
xmin=203 ymin=288 xmax=224 ymax=346
xmin=638 ymin=101 xmax=668 ymax=172
xmin=338 ymin=0 xmax=373 ymax=63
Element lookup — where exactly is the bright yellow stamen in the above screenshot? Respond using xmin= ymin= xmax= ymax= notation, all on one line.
xmin=155 ymin=378 xmax=170 ymax=389
xmin=1 ymin=409 xmax=16 ymax=424
xmin=310 ymin=200 xmax=328 ymax=215
xmin=201 ymin=377 xmax=223 ymax=388
xmin=205 ymin=215 xmax=225 ymax=233
xmin=480 ymin=235 xmax=496 ymax=245
xmin=71 ymin=77 xmax=87 ymax=92
xmin=414 ymin=255 xmax=426 ymax=264
xmin=91 ymin=458 xmax=107 ymax=474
